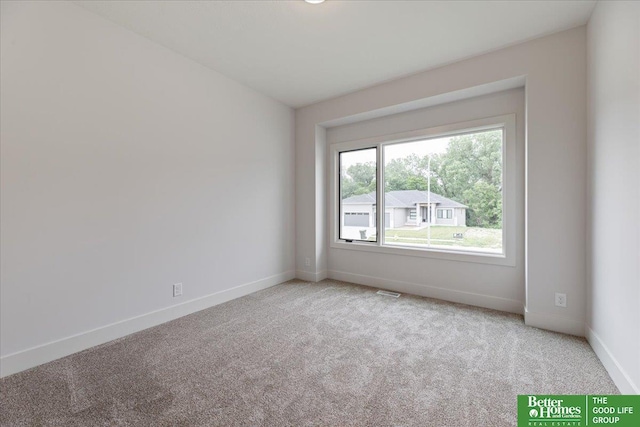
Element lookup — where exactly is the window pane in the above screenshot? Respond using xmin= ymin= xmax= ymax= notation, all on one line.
xmin=383 ymin=129 xmax=503 ymax=253
xmin=339 ymin=148 xmax=377 ymax=242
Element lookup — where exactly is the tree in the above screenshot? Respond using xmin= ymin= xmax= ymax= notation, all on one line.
xmin=463 ymin=181 xmax=502 ymax=228
xmin=347 ymin=162 xmax=376 ymax=190
xmin=437 ymin=130 xmax=502 ymax=227
xmin=384 ymin=154 xmax=442 ymax=193
xmin=340 ymin=161 xmax=376 ymax=198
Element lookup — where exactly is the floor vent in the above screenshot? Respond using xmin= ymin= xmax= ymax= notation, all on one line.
xmin=376 ymin=290 xmax=401 ymax=298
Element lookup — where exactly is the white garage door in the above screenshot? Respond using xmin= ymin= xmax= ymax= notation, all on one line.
xmin=344 ymin=212 xmax=369 ymax=227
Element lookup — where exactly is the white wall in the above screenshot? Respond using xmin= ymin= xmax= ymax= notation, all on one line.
xmin=0 ymin=1 xmax=295 ymax=376
xmin=586 ymin=1 xmax=640 ymax=394
xmin=296 ymin=27 xmax=588 ymax=336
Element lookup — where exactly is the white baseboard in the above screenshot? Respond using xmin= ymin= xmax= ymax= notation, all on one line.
xmin=524 ymin=308 xmax=584 ymax=337
xmin=0 ymin=270 xmax=295 ymax=378
xmin=295 ymin=270 xmax=328 ymax=282
xmin=586 ymin=325 xmax=639 ymax=394
xmin=328 ymin=270 xmax=523 ymax=315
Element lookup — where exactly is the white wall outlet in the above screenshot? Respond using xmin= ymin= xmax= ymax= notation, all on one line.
xmin=305 ymin=257 xmax=311 ymax=267
xmin=173 ymin=283 xmax=183 ymax=297
xmin=555 ymin=292 xmax=567 ymax=308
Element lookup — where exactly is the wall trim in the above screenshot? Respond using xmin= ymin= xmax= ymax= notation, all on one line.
xmin=524 ymin=307 xmax=584 ymax=337
xmin=0 ymin=270 xmax=295 ymax=378
xmin=328 ymin=269 xmax=523 ymax=315
xmin=586 ymin=325 xmax=639 ymax=395
xmin=295 ymin=270 xmax=328 ymax=282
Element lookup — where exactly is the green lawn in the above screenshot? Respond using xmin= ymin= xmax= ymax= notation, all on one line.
xmin=383 ymin=226 xmax=502 ymax=251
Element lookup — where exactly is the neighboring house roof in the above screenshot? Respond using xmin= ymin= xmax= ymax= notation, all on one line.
xmin=342 ymin=190 xmax=467 ymax=208
xmin=340 ymin=193 xmax=376 ymax=204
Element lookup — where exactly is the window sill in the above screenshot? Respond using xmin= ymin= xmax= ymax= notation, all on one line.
xmin=330 ymin=239 xmax=515 ymax=267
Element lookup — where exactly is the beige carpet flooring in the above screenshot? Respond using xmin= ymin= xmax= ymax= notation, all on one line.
xmin=1 ymin=279 xmax=618 ymax=426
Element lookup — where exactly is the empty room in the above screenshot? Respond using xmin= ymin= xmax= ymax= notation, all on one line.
xmin=1 ymin=1 xmax=638 ymax=426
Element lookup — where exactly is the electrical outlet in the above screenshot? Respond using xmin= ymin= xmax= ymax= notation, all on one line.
xmin=555 ymin=292 xmax=567 ymax=308
xmin=305 ymin=257 xmax=311 ymax=267
xmin=173 ymin=283 xmax=183 ymax=297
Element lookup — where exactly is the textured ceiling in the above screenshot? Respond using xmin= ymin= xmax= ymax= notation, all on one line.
xmin=75 ymin=1 xmax=596 ymax=108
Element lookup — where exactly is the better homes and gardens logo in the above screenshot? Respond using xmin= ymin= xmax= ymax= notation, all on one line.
xmin=518 ymin=395 xmax=640 ymax=427
xmin=522 ymin=395 xmax=583 ymax=425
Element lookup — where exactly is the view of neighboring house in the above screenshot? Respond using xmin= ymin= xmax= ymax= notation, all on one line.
xmin=342 ymin=190 xmax=467 ymax=228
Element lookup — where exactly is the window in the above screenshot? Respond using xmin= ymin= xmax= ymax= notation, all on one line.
xmin=331 ymin=114 xmax=516 ymax=265
xmin=436 ymin=209 xmax=453 ymax=219
xmin=339 ymin=148 xmax=377 ymax=242
xmin=383 ymin=128 xmax=502 ymax=253
xmin=445 ymin=209 xmax=452 ymax=219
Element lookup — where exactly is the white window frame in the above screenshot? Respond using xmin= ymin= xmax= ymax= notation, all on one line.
xmin=329 ymin=114 xmax=516 ymax=267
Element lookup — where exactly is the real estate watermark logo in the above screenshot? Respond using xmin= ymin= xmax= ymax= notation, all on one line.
xmin=521 ymin=395 xmax=583 ymax=425
xmin=518 ymin=395 xmax=640 ymax=427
